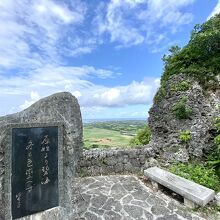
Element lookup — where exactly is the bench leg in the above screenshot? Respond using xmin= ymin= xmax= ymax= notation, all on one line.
xmin=151 ymin=181 xmax=159 ymax=191
xmin=184 ymin=198 xmax=197 ymax=209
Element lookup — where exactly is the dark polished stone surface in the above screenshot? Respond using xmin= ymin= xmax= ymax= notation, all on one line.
xmin=12 ymin=126 xmax=59 ymax=219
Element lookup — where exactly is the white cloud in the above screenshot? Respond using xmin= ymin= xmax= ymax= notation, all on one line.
xmin=0 ymin=0 xmax=196 ymax=70
xmin=72 ymin=91 xmax=82 ymax=98
xmin=0 ymin=0 xmax=196 ymax=118
xmin=100 ymin=88 xmax=121 ymax=105
xmin=0 ymin=0 xmax=91 ymax=70
xmin=140 ymin=0 xmax=194 ymax=23
xmin=95 ymin=0 xmax=145 ymax=47
xmin=79 ymin=78 xmax=160 ymax=107
xmin=35 ymin=1 xmax=81 ymax=24
xmin=19 ymin=91 xmax=41 ymax=110
xmin=94 ymin=0 xmax=195 ymax=48
xmin=0 ymin=63 xmax=159 ymax=116
xmin=207 ymin=0 xmax=220 ymax=20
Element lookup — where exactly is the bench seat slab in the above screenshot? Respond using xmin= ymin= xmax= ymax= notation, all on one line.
xmin=144 ymin=166 xmax=215 ymax=206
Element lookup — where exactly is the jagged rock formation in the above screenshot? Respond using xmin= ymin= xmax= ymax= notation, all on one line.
xmin=0 ymin=92 xmax=83 ymax=220
xmin=148 ymin=14 xmax=220 ymax=162
xmin=148 ymin=73 xmax=220 ymax=162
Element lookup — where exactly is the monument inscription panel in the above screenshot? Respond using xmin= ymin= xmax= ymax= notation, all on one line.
xmin=11 ymin=126 xmax=59 ymax=219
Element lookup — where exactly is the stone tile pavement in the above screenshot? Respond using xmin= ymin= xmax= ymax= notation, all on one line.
xmin=72 ymin=175 xmax=210 ymax=220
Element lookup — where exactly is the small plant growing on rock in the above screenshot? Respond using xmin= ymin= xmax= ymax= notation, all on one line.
xmin=129 ymin=125 xmax=151 ymax=146
xmin=172 ymin=97 xmax=193 ymax=119
xmin=153 ymin=87 xmax=166 ymax=102
xmin=170 ymin=80 xmax=191 ymax=92
xmin=179 ymin=130 xmax=191 ymax=143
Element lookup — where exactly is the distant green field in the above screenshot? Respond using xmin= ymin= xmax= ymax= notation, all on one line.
xmin=83 ymin=120 xmax=146 ymax=149
xmin=83 ymin=127 xmax=132 ymax=149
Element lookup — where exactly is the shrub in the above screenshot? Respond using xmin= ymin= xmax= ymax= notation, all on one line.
xmin=170 ymin=81 xmax=191 ymax=92
xmin=161 ymin=13 xmax=220 ymax=89
xmin=153 ymin=14 xmax=220 ymax=105
xmin=179 ymin=130 xmax=191 ymax=143
xmin=170 ymin=163 xmax=220 ymax=191
xmin=172 ymin=97 xmax=193 ymax=119
xmin=129 ymin=125 xmax=151 ymax=146
xmin=153 ymin=87 xmax=166 ymax=102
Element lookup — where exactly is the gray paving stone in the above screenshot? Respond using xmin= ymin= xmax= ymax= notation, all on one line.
xmin=91 ymin=194 xmax=108 ymax=208
xmin=176 ymin=209 xmax=193 ymax=220
xmin=80 ymin=177 xmax=95 ymax=186
xmin=88 ymin=181 xmax=103 ymax=189
xmin=167 ymin=201 xmax=178 ymax=212
xmin=124 ymin=205 xmax=143 ymax=218
xmin=156 ymin=214 xmax=180 ymax=220
xmin=89 ymin=207 xmax=105 ymax=216
xmin=83 ymin=211 xmax=99 ymax=220
xmin=102 ymin=197 xmax=122 ymax=212
xmin=102 ymin=197 xmax=117 ymax=210
xmin=122 ymin=194 xmax=133 ymax=203
xmin=110 ymin=183 xmax=127 ymax=200
xmin=103 ymin=210 xmax=122 ymax=220
xmin=143 ymin=210 xmax=154 ymax=220
xmin=131 ymin=188 xmax=150 ymax=200
xmin=73 ymin=175 xmax=206 ymax=220
xmin=131 ymin=200 xmax=150 ymax=209
xmin=151 ymin=205 xmax=171 ymax=216
xmin=147 ymin=194 xmax=167 ymax=206
xmin=122 ymin=182 xmax=137 ymax=191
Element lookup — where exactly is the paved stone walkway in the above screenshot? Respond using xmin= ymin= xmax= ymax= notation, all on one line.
xmin=72 ymin=175 xmax=207 ymax=220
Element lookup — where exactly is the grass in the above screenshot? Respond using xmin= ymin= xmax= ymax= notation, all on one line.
xmin=83 ymin=127 xmax=133 ymax=149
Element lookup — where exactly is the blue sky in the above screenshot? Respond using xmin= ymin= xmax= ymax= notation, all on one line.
xmin=0 ymin=0 xmax=219 ymax=120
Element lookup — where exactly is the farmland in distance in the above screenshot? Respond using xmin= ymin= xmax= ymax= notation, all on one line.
xmin=83 ymin=119 xmax=146 ymax=149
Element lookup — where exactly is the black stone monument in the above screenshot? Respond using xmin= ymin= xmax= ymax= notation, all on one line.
xmin=11 ymin=126 xmax=59 ymax=219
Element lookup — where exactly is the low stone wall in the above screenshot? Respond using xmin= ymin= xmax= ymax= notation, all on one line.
xmin=76 ymin=146 xmax=156 ymax=176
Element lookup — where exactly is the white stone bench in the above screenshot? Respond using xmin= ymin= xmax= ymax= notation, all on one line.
xmin=144 ymin=166 xmax=215 ymax=208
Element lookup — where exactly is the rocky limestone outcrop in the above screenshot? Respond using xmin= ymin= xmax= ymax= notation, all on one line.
xmin=148 ymin=73 xmax=220 ymax=162
xmin=0 ymin=92 xmax=83 ymax=220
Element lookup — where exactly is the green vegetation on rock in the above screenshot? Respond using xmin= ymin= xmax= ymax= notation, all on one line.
xmin=153 ymin=86 xmax=166 ymax=102
xmin=129 ymin=125 xmax=151 ymax=146
xmin=170 ymin=80 xmax=191 ymax=92
xmin=171 ymin=106 xmax=220 ymax=192
xmin=161 ymin=13 xmax=220 ymax=89
xmin=179 ymin=130 xmax=191 ymax=143
xmin=172 ymin=97 xmax=193 ymax=119
xmin=153 ymin=13 xmax=220 ymax=104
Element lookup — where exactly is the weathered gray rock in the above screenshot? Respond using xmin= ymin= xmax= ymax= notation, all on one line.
xmin=144 ymin=157 xmax=159 ymax=169
xmin=0 ymin=92 xmax=83 ymax=219
xmin=148 ymin=73 xmax=220 ymax=161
